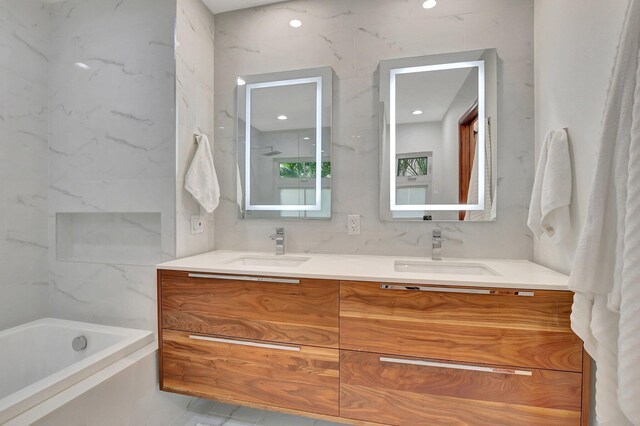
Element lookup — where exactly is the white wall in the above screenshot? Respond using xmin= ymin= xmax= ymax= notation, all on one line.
xmin=214 ymin=0 xmax=535 ymax=259
xmin=176 ymin=0 xmax=216 ymax=258
xmin=0 ymin=0 xmax=50 ymax=330
xmin=534 ymin=0 xmax=628 ymax=274
xmin=397 ymin=122 xmax=442 ymax=157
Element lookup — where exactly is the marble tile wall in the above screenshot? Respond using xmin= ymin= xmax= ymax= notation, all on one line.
xmin=0 ymin=0 xmax=50 ymax=330
xmin=175 ymin=0 xmax=216 ymax=258
xmin=47 ymin=0 xmax=176 ymax=331
xmin=214 ymin=0 xmax=535 ymax=259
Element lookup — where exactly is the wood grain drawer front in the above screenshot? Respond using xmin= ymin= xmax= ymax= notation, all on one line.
xmin=161 ymin=330 xmax=339 ymax=416
xmin=160 ymin=270 xmax=339 ymax=348
xmin=340 ymin=281 xmax=583 ymax=372
xmin=340 ymin=351 xmax=582 ymax=426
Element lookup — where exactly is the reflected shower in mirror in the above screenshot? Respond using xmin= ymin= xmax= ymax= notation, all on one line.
xmin=237 ymin=67 xmax=333 ymax=220
xmin=379 ymin=49 xmax=497 ymax=222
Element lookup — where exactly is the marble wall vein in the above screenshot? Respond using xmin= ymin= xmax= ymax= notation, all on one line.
xmin=0 ymin=0 xmax=50 ymax=329
xmin=47 ymin=0 xmax=176 ymax=331
xmin=213 ymin=0 xmax=535 ymax=259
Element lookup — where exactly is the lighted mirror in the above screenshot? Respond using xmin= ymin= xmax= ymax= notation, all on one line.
xmin=237 ymin=66 xmax=333 ymax=220
xmin=379 ymin=49 xmax=497 ymax=222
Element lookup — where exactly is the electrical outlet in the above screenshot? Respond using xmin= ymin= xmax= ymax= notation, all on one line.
xmin=190 ymin=215 xmax=204 ymax=235
xmin=348 ymin=214 xmax=361 ymax=235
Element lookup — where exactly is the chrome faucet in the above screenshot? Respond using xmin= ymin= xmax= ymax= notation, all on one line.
xmin=269 ymin=227 xmax=285 ymax=255
xmin=432 ymin=228 xmax=445 ymax=261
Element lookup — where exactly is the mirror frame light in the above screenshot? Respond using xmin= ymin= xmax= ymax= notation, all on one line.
xmin=245 ymin=77 xmax=323 ymax=211
xmin=389 ymin=60 xmax=485 ymax=212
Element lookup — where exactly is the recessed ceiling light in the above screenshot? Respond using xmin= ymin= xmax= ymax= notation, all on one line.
xmin=237 ymin=77 xmax=246 ymax=86
xmin=277 ymin=115 xmax=288 ymax=120
xmin=289 ymin=19 xmax=302 ymax=28
xmin=303 ymin=137 xmax=311 ymax=140
xmin=422 ymin=0 xmax=437 ymax=9
xmin=412 ymin=109 xmax=424 ymax=115
xmin=74 ymin=62 xmax=90 ymax=70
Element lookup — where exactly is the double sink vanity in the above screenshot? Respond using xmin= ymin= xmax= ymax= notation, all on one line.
xmin=157 ymin=248 xmax=588 ymax=425
xmin=158 ymin=45 xmax=587 ymax=425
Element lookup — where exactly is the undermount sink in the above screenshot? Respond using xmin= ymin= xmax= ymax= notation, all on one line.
xmin=394 ymin=260 xmax=500 ymax=276
xmin=224 ymin=255 xmax=310 ymax=268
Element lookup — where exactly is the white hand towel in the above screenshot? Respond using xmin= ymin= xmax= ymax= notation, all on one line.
xmin=527 ymin=129 xmax=572 ymax=244
xmin=185 ymin=133 xmax=220 ymax=214
xmin=569 ymin=0 xmax=640 ymax=424
xmin=236 ymin=164 xmax=243 ymax=213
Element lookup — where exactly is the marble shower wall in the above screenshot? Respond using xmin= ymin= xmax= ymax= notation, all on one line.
xmin=0 ymin=1 xmax=50 ymax=330
xmin=175 ymin=0 xmax=216 ymax=258
xmin=214 ymin=0 xmax=535 ymax=259
xmin=47 ymin=0 xmax=176 ymax=331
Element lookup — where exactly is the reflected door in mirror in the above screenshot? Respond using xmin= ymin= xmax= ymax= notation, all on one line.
xmin=458 ymin=103 xmax=478 ymax=220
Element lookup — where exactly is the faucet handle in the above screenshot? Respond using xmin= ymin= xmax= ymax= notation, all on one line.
xmin=269 ymin=227 xmax=284 ymax=240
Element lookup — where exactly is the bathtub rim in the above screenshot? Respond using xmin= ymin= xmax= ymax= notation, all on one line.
xmin=0 ymin=318 xmax=154 ymax=424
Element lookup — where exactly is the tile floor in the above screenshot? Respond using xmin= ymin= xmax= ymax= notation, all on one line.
xmin=174 ymin=399 xmax=347 ymax=426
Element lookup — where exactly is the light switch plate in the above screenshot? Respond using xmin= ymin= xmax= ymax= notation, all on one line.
xmin=190 ymin=215 xmax=204 ymax=234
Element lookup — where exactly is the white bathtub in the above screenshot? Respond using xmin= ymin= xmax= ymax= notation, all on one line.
xmin=0 ymin=318 xmax=154 ymax=424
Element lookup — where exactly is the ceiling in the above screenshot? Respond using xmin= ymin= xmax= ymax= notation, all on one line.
xmin=250 ymin=83 xmax=317 ymax=132
xmin=202 ymin=0 xmax=284 ymax=14
xmin=396 ymin=67 xmax=476 ymax=124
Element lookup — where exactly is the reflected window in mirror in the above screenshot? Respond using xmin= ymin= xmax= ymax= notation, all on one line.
xmin=394 ymin=152 xmax=432 ymax=220
xmin=277 ymin=158 xmax=331 ymax=219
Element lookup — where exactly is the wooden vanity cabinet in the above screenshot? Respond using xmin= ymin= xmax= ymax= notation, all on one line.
xmin=340 ymin=351 xmax=583 ymax=425
xmin=340 ymin=280 xmax=583 ymax=372
xmin=160 ymin=270 xmax=339 ymax=347
xmin=158 ymin=270 xmax=589 ymax=426
xmin=162 ymin=329 xmax=340 ymax=416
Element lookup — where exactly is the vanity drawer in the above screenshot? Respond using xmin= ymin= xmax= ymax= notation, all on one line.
xmin=340 ymin=281 xmax=583 ymax=371
xmin=159 ymin=270 xmax=339 ymax=348
xmin=161 ymin=330 xmax=340 ymax=416
xmin=340 ymin=351 xmax=582 ymax=426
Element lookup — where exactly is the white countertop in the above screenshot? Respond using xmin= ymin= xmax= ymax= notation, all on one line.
xmin=157 ymin=250 xmax=570 ymax=291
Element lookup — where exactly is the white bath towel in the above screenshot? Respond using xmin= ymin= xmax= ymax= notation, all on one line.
xmin=527 ymin=129 xmax=572 ymax=244
xmin=465 ymin=118 xmax=495 ymax=221
xmin=569 ymin=0 xmax=640 ymax=424
xmin=185 ymin=133 xmax=220 ymax=214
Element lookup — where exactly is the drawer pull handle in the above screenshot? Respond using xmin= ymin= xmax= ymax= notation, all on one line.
xmin=379 ymin=284 xmax=534 ymax=296
xmin=379 ymin=357 xmax=532 ymax=376
xmin=188 ymin=273 xmax=300 ymax=284
xmin=189 ymin=335 xmax=301 ymax=352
